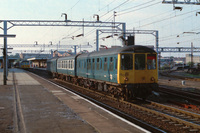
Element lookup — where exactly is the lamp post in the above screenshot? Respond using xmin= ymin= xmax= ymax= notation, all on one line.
xmin=191 ymin=42 xmax=194 ymax=67
xmin=0 ymin=32 xmax=16 ymax=85
xmin=182 ymin=32 xmax=200 ymax=67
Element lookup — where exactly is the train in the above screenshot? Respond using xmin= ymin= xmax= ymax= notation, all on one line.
xmin=47 ymin=45 xmax=158 ymax=100
xmin=20 ymin=60 xmax=30 ymax=68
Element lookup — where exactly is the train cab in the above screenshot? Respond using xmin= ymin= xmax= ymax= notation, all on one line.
xmin=118 ymin=53 xmax=158 ymax=84
xmin=117 ymin=46 xmax=158 ymax=98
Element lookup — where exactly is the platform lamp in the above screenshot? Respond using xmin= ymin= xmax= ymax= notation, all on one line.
xmin=196 ymin=12 xmax=200 ymax=16
xmin=174 ymin=6 xmax=182 ymax=11
xmin=34 ymin=41 xmax=38 ymax=47
xmin=61 ymin=13 xmax=67 ymax=21
xmin=93 ymin=14 xmax=100 ymax=22
xmin=172 ymin=0 xmax=182 ymax=11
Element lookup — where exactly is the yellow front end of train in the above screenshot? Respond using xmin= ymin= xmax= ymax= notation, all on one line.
xmin=117 ymin=52 xmax=158 ymax=98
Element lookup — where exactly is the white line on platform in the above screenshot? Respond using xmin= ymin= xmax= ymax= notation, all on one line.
xmin=51 ymin=90 xmax=63 ymax=93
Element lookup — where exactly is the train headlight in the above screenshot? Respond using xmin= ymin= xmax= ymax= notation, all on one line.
xmin=124 ymin=77 xmax=129 ymax=81
xmin=151 ymin=77 xmax=155 ymax=81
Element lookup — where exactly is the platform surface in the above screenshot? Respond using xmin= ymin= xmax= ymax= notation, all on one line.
xmin=0 ymin=68 xmax=148 ymax=133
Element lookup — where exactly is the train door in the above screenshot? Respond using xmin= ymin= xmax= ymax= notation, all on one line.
xmin=103 ymin=57 xmax=109 ymax=81
xmin=108 ymin=56 xmax=116 ymax=82
xmin=91 ymin=58 xmax=95 ymax=79
xmin=95 ymin=58 xmax=103 ymax=80
xmin=86 ymin=58 xmax=91 ymax=79
xmin=112 ymin=56 xmax=118 ymax=83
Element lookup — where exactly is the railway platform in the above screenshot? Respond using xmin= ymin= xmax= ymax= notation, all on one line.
xmin=0 ymin=68 xmax=148 ymax=133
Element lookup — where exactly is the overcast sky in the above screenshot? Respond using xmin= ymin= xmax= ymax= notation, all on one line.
xmin=0 ymin=0 xmax=200 ymax=57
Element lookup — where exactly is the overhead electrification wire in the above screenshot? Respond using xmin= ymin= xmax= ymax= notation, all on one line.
xmin=117 ymin=1 xmax=160 ymax=16
xmin=120 ymin=0 xmax=156 ymax=12
xmin=66 ymin=0 xmax=81 ymax=12
xmin=98 ymin=0 xmax=118 ymax=11
xmin=136 ymin=8 xmax=200 ymax=28
xmin=100 ymin=0 xmax=130 ymax=18
xmin=68 ymin=0 xmax=133 ymax=45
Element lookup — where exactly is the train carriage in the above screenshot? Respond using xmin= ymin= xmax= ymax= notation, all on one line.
xmin=20 ymin=60 xmax=30 ymax=68
xmin=76 ymin=51 xmax=118 ymax=83
xmin=56 ymin=55 xmax=80 ymax=80
xmin=47 ymin=45 xmax=158 ymax=99
xmin=47 ymin=57 xmax=58 ymax=76
xmin=76 ymin=45 xmax=158 ymax=99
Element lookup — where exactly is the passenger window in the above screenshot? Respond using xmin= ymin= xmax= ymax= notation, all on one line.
xmin=121 ymin=54 xmax=133 ymax=70
xmin=135 ymin=54 xmax=145 ymax=70
xmin=92 ymin=59 xmax=95 ymax=70
xmin=109 ymin=57 xmax=113 ymax=71
xmin=97 ymin=58 xmax=99 ymax=70
xmin=84 ymin=60 xmax=86 ymax=68
xmin=87 ymin=59 xmax=91 ymax=69
xmin=104 ymin=58 xmax=107 ymax=71
xmin=100 ymin=59 xmax=102 ymax=69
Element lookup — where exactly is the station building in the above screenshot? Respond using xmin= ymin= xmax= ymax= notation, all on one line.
xmin=186 ymin=54 xmax=200 ymax=64
xmin=20 ymin=53 xmax=52 ymax=68
xmin=0 ymin=55 xmax=20 ymax=68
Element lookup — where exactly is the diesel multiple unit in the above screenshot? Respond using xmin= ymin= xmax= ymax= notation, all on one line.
xmin=47 ymin=45 xmax=158 ymax=99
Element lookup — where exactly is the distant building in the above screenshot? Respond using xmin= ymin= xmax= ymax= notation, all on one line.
xmin=0 ymin=55 xmax=20 ymax=68
xmin=159 ymin=57 xmax=174 ymax=68
xmin=186 ymin=54 xmax=200 ymax=64
xmin=53 ymin=50 xmax=73 ymax=57
xmin=20 ymin=53 xmax=51 ymax=60
xmin=173 ymin=57 xmax=186 ymax=64
xmin=99 ymin=46 xmax=121 ymax=51
xmin=20 ymin=53 xmax=52 ymax=68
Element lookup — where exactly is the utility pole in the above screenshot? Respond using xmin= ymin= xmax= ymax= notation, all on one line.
xmin=191 ymin=42 xmax=194 ymax=67
xmin=0 ymin=21 xmax=16 ymax=85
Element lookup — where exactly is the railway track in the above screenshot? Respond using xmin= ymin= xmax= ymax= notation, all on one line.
xmin=160 ymin=71 xmax=200 ymax=82
xmin=27 ymin=68 xmax=200 ymax=132
xmin=159 ymin=86 xmax=200 ymax=104
xmin=143 ymin=101 xmax=200 ymax=131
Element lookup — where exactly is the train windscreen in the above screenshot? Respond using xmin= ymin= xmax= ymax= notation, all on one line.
xmin=135 ymin=54 xmax=145 ymax=70
xmin=121 ymin=54 xmax=133 ymax=70
xmin=147 ymin=54 xmax=156 ymax=70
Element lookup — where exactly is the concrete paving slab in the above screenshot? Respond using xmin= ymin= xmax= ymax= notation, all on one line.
xmin=0 ymin=68 xmax=13 ymax=85
xmin=28 ymin=71 xmax=147 ymax=133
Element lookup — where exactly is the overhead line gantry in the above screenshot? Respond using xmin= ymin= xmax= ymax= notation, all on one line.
xmin=162 ymin=0 xmax=200 ymax=5
xmin=0 ymin=19 xmax=126 ymax=85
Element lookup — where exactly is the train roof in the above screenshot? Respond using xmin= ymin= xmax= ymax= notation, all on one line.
xmin=78 ymin=45 xmax=156 ymax=58
xmin=57 ymin=54 xmax=78 ymax=61
xmin=47 ymin=55 xmax=78 ymax=62
xmin=47 ymin=57 xmax=58 ymax=62
xmin=47 ymin=45 xmax=156 ymax=61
